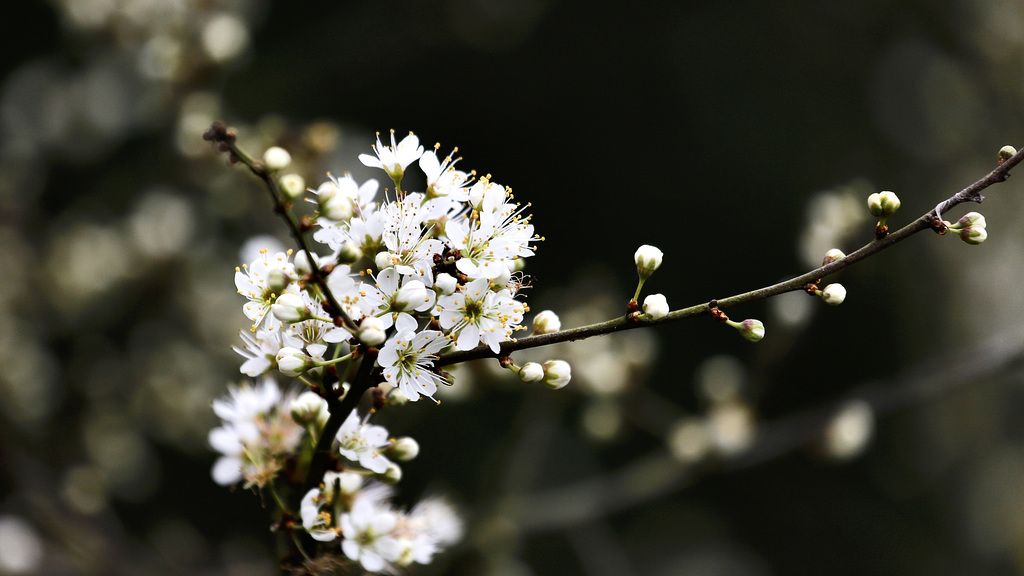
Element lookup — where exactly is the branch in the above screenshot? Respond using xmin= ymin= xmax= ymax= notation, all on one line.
xmin=437 ymin=145 xmax=1024 ymax=366
xmin=203 ymin=122 xmax=358 ymax=332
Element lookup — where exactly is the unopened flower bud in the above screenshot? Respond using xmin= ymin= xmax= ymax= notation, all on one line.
xmin=634 ymin=244 xmax=664 ymax=280
xmin=867 ymin=191 xmax=900 ymax=219
xmin=952 ymin=212 xmax=986 ymax=230
xmin=382 ymin=463 xmax=402 ymax=484
xmin=358 ymin=316 xmax=387 ymax=347
xmin=959 ymin=226 xmax=987 ymax=245
xmin=272 ymin=292 xmax=307 ymax=323
xmin=388 ymin=437 xmax=420 ymax=461
xmin=643 ymin=293 xmax=669 ymax=319
xmin=394 ymin=280 xmax=429 ymax=311
xmin=387 ymin=388 xmax=410 ymax=406
xmin=293 ymin=250 xmax=318 ymax=276
xmin=262 ymin=146 xmax=292 ymax=171
xmin=518 ymin=362 xmax=545 ymax=382
xmin=435 ymin=273 xmax=458 ymax=295
xmin=532 ymin=310 xmax=561 ymax=334
xmin=819 ymin=283 xmax=846 ymax=306
xmin=999 ymin=145 xmax=1017 ymax=163
xmin=322 ymin=195 xmax=354 ymax=222
xmin=374 ymin=251 xmax=395 ymax=271
xmin=822 ymin=248 xmax=846 ymax=266
xmin=315 ymin=180 xmax=338 ymax=202
xmin=279 ymin=173 xmax=306 ymax=200
xmin=290 ymin=390 xmax=328 ymax=427
xmin=267 ymin=268 xmax=291 ymax=294
xmin=728 ymin=319 xmax=765 ymax=342
xmin=336 ymin=241 xmax=362 ymax=264
xmin=542 ymin=360 xmax=572 ymax=389
xmin=276 ymin=347 xmax=310 ymax=377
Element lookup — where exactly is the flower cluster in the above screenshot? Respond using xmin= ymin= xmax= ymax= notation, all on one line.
xmin=212 ymin=130 xmax=558 ymax=573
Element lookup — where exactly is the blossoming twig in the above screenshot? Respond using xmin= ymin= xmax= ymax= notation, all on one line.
xmin=437 ymin=145 xmax=1024 ymax=366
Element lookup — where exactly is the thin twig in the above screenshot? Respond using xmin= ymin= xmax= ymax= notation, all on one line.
xmin=437 ymin=145 xmax=1024 ymax=366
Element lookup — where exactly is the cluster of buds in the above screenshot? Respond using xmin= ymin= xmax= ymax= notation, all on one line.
xmin=944 ymin=212 xmax=988 ymax=245
xmin=867 ymin=190 xmax=900 ymax=238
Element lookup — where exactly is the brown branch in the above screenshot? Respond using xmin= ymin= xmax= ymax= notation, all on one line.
xmin=437 ymin=144 xmax=1024 ymax=366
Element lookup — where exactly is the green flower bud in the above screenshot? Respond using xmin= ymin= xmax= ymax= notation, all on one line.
xmin=727 ymin=319 xmax=765 ymax=342
xmin=518 ymin=362 xmax=545 ymax=383
xmin=262 ymin=146 xmax=292 ymax=171
xmin=867 ymin=191 xmax=900 ymax=219
xmin=542 ymin=360 xmax=572 ymax=389
xmin=387 ymin=437 xmax=420 ymax=461
xmin=999 ymin=145 xmax=1017 ymax=163
xmin=822 ymin=248 xmax=846 ymax=266
xmin=532 ymin=310 xmax=561 ymax=334
xmin=819 ymin=283 xmax=847 ymax=306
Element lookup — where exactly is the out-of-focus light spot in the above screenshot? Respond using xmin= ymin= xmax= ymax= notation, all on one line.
xmin=84 ymin=411 xmax=150 ymax=482
xmin=581 ymin=398 xmax=622 ymax=441
xmin=0 ymin=515 xmax=43 ymax=574
xmin=61 ymin=465 xmax=109 ymax=515
xmin=667 ymin=417 xmax=711 ymax=463
xmin=695 ymin=355 xmax=745 ymax=405
xmin=138 ymin=35 xmax=183 ymax=80
xmin=62 ymin=0 xmax=118 ymax=29
xmin=128 ymin=189 xmax=195 ymax=259
xmin=150 ymin=518 xmax=206 ymax=571
xmin=822 ymin=400 xmax=874 ymax=460
xmin=707 ymin=402 xmax=754 ymax=456
xmin=770 ymin=290 xmax=814 ymax=328
xmin=176 ymin=91 xmax=222 ymax=157
xmin=0 ymin=327 xmax=60 ymax=430
xmin=47 ymin=222 xmax=132 ymax=312
xmin=239 ymin=235 xmax=288 ymax=265
xmin=202 ymin=14 xmax=250 ymax=63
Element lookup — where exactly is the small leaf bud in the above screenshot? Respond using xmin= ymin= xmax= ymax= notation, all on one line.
xmin=822 ymin=248 xmax=846 ymax=266
xmin=382 ymin=463 xmax=402 ymax=484
xmin=278 ymin=173 xmax=306 ymax=200
xmin=435 ymin=273 xmax=458 ymax=296
xmin=518 ymin=362 xmax=545 ymax=383
xmin=276 ymin=347 xmax=310 ymax=377
xmin=271 ymin=292 xmax=308 ymax=323
xmin=642 ymin=293 xmax=669 ymax=319
xmin=542 ymin=360 xmax=572 ymax=389
xmin=262 ymin=146 xmax=292 ymax=171
xmin=999 ymin=145 xmax=1017 ymax=163
xmin=727 ymin=319 xmax=765 ymax=342
xmin=819 ymin=283 xmax=847 ymax=306
xmin=867 ymin=191 xmax=900 ymax=219
xmin=267 ymin=268 xmax=291 ymax=294
xmin=358 ymin=316 xmax=387 ymax=347
xmin=387 ymin=437 xmax=420 ymax=461
xmin=290 ymin=390 xmax=329 ymax=427
xmin=532 ymin=310 xmax=561 ymax=334
xmin=634 ymin=244 xmax=664 ymax=280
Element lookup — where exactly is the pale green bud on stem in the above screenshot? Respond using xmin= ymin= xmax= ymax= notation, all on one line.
xmin=816 ymin=283 xmax=847 ymax=306
xmin=513 ymin=361 xmax=545 ymax=383
xmin=271 ymin=292 xmax=308 ymax=323
xmin=276 ymin=347 xmax=311 ymax=377
xmin=947 ymin=212 xmax=988 ymax=245
xmin=726 ymin=319 xmax=765 ymax=342
xmin=867 ymin=191 xmax=900 ymax=238
xmin=542 ymin=360 xmax=572 ymax=389
xmin=336 ymin=241 xmax=362 ymax=264
xmin=532 ymin=310 xmax=561 ymax=334
xmin=634 ymin=244 xmax=664 ymax=281
xmin=998 ymin=145 xmax=1017 ymax=164
xmin=357 ymin=316 xmax=387 ymax=347
xmin=387 ymin=437 xmax=420 ymax=461
xmin=262 ymin=146 xmax=292 ymax=171
xmin=278 ymin=173 xmax=306 ymax=200
xmin=382 ymin=463 xmax=402 ymax=484
xmin=267 ymin=268 xmax=291 ymax=294
xmin=290 ymin=390 xmax=329 ymax=428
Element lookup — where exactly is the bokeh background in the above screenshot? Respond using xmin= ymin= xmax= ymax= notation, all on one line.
xmin=2 ymin=0 xmax=1024 ymax=575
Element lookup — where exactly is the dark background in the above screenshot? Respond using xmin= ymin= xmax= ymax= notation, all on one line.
xmin=1 ymin=0 xmax=1023 ymax=575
